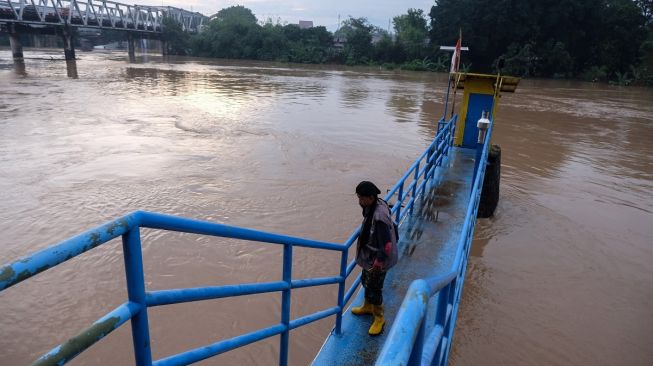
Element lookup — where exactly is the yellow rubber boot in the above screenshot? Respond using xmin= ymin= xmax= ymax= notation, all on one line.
xmin=351 ymin=300 xmax=374 ymax=315
xmin=368 ymin=305 xmax=385 ymax=336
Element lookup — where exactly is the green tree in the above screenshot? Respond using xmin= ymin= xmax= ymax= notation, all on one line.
xmin=162 ymin=17 xmax=191 ymax=55
xmin=393 ymin=9 xmax=429 ymax=60
xmin=339 ymin=17 xmax=374 ymax=65
xmin=211 ymin=5 xmax=257 ymax=25
xmin=288 ymin=25 xmax=333 ymax=63
xmin=192 ymin=6 xmax=262 ymax=59
xmin=191 ymin=5 xmax=334 ymax=64
xmin=635 ymin=0 xmax=653 ymax=23
xmin=429 ymin=0 xmax=647 ymax=80
xmin=636 ymin=29 xmax=653 ymax=84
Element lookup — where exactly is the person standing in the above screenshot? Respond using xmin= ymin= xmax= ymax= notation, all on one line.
xmin=351 ymin=181 xmax=398 ymax=336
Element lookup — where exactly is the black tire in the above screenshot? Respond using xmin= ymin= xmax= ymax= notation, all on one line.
xmin=477 ymin=144 xmax=501 ymax=218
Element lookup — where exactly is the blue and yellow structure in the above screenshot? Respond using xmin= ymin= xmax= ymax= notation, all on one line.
xmin=0 ymin=72 xmax=519 ymax=366
xmin=453 ymin=72 xmax=520 ymax=148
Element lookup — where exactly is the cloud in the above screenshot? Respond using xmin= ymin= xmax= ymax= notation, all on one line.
xmin=136 ymin=0 xmax=434 ymax=31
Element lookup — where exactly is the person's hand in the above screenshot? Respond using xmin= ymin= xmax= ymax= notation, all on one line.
xmin=372 ymin=258 xmax=384 ymax=271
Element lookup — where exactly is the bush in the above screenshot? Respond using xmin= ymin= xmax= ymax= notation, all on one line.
xmin=581 ymin=66 xmax=608 ymax=82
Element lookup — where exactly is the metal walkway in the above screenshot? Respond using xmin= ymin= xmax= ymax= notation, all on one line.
xmin=312 ymin=147 xmax=475 ymax=365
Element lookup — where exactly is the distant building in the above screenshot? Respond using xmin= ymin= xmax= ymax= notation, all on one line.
xmin=298 ymin=20 xmax=313 ymax=29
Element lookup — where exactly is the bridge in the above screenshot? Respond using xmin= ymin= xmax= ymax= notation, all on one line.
xmin=1 ymin=0 xmax=208 ymax=62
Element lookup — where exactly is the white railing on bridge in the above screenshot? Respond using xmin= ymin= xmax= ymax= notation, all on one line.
xmin=0 ymin=0 xmax=207 ymax=33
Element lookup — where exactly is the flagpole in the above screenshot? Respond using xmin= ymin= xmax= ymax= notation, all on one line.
xmin=450 ymin=73 xmax=459 ymax=118
xmin=442 ymin=74 xmax=452 ymax=122
xmin=440 ymin=30 xmax=465 ymax=127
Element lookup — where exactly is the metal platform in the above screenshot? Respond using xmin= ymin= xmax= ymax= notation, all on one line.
xmin=312 ymin=147 xmax=476 ymax=365
xmin=0 ymin=115 xmax=479 ymax=366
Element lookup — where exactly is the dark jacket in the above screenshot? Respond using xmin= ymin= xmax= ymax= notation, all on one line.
xmin=355 ymin=199 xmax=398 ymax=270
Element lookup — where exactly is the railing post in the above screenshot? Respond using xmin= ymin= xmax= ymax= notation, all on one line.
xmin=433 ymin=284 xmax=451 ymax=366
xmin=448 ymin=117 xmax=456 ymax=154
xmin=397 ymin=183 xmax=404 ymax=222
xmin=122 ymin=228 xmax=153 ymax=366
xmin=441 ymin=280 xmax=458 ymax=365
xmin=408 ymin=310 xmax=426 ymax=366
xmin=412 ymin=161 xmax=419 ymax=214
xmin=335 ymin=249 xmax=348 ymax=335
xmin=279 ymin=243 xmax=293 ymax=366
xmin=424 ymin=147 xmax=432 ymax=195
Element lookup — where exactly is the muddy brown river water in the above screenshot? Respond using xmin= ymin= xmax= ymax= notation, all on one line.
xmin=1 ymin=49 xmax=652 ymax=365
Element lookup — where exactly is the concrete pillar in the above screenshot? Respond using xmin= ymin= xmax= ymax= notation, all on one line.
xmin=62 ymin=27 xmax=76 ymax=60
xmin=128 ymin=34 xmax=136 ymax=62
xmin=9 ymin=32 xmax=24 ymax=60
xmin=66 ymin=59 xmax=78 ymax=79
xmin=13 ymin=60 xmax=26 ymax=76
xmin=161 ymin=40 xmax=168 ymax=56
xmin=32 ymin=34 xmax=43 ymax=49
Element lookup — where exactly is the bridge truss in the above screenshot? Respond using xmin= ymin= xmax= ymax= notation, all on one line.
xmin=0 ymin=0 xmax=207 ymax=33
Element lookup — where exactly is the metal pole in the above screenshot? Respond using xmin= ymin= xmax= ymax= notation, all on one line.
xmin=408 ymin=313 xmax=426 ymax=366
xmin=335 ymin=249 xmax=348 ymax=334
xmin=442 ymin=75 xmax=453 ymax=122
xmin=122 ymin=228 xmax=153 ymax=366
xmin=433 ymin=284 xmax=450 ymax=365
xmin=397 ymin=183 xmax=404 ymax=222
xmin=279 ymin=243 xmax=293 ymax=366
xmin=450 ymin=74 xmax=460 ymax=119
xmin=472 ymin=111 xmax=490 ymax=186
xmin=412 ymin=161 xmax=419 ymax=214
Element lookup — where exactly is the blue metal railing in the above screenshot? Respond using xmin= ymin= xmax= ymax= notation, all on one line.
xmin=375 ymin=119 xmax=495 ymax=366
xmin=0 ymin=116 xmax=456 ymax=366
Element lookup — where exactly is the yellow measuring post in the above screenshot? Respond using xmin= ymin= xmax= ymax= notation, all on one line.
xmin=452 ymin=73 xmax=520 ymax=148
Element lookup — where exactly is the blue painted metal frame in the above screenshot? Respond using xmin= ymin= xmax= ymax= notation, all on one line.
xmin=375 ymin=119 xmax=495 ymax=366
xmin=0 ymin=116 xmax=457 ymax=366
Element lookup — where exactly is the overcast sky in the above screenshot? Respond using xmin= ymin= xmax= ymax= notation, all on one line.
xmin=138 ymin=1 xmax=434 ymax=31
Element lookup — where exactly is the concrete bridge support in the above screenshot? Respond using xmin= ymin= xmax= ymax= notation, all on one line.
xmin=128 ymin=35 xmax=136 ymax=62
xmin=62 ymin=27 xmax=76 ymax=60
xmin=8 ymin=26 xmax=24 ymax=60
xmin=66 ymin=60 xmax=78 ymax=79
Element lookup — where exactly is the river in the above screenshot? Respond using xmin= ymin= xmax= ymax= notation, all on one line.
xmin=1 ymin=49 xmax=651 ymax=365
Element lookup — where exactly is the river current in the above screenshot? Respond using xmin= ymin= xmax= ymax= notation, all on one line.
xmin=1 ymin=50 xmax=652 ymax=365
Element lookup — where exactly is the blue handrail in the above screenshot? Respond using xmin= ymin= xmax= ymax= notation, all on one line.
xmin=375 ymin=119 xmax=495 ymax=366
xmin=0 ymin=116 xmax=457 ymax=366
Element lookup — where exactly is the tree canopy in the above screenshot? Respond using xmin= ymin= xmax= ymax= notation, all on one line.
xmin=155 ymin=2 xmax=653 ymax=85
xmin=429 ymin=0 xmax=649 ymax=82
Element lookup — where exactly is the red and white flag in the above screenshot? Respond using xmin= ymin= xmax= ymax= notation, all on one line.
xmin=449 ymin=30 xmax=462 ymax=74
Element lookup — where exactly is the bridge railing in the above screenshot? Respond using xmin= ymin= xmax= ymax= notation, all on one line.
xmin=0 ymin=115 xmax=457 ymax=366
xmin=375 ymin=119 xmax=494 ymax=366
xmin=0 ymin=0 xmax=206 ymax=33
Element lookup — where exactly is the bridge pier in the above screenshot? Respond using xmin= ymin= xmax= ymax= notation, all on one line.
xmin=8 ymin=26 xmax=24 ymax=60
xmin=66 ymin=59 xmax=78 ymax=79
xmin=128 ymin=35 xmax=136 ymax=62
xmin=62 ymin=27 xmax=76 ymax=60
xmin=13 ymin=59 xmax=27 ymax=76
